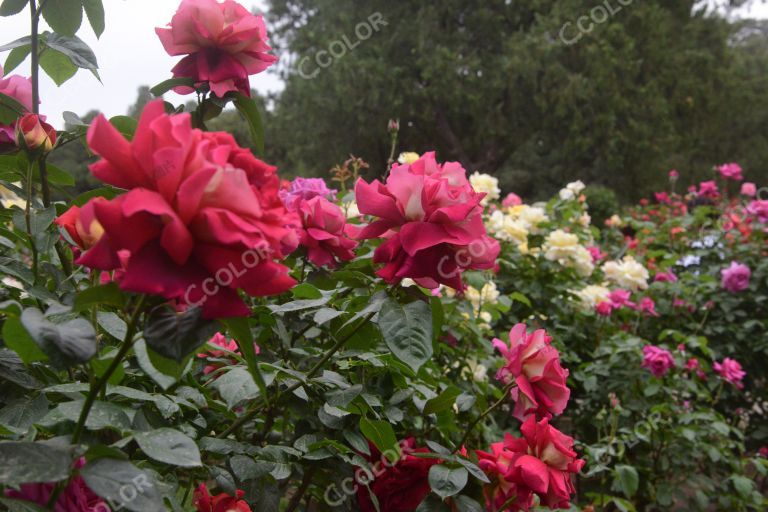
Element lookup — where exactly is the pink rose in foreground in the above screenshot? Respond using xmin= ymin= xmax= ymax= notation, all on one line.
xmin=721 ymin=262 xmax=751 ymax=293
xmin=641 ymin=345 xmax=675 ymax=377
xmin=713 ymin=357 xmax=745 ymax=389
xmin=502 ymin=192 xmax=522 ymax=207
xmin=4 ymin=458 xmax=107 ymax=511
xmin=717 ymin=162 xmax=744 ymax=181
xmin=298 ymin=196 xmax=357 ymax=268
xmin=741 ymin=182 xmax=757 ymax=197
xmin=698 ymin=180 xmax=719 ymax=199
xmin=71 ymin=100 xmax=299 ymax=319
xmin=493 ymin=323 xmax=570 ymax=421
xmin=279 ymin=177 xmax=337 ymax=211
xmin=354 ymin=152 xmax=499 ymax=289
xmin=156 ymin=0 xmax=277 ymax=98
xmin=747 ymin=200 xmax=768 ymax=223
xmin=0 ymin=65 xmax=33 ymax=148
xmin=476 ymin=416 xmax=585 ymax=511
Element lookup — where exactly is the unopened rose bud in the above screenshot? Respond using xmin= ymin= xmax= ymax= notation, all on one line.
xmin=387 ymin=118 xmax=399 ymax=134
xmin=17 ymin=113 xmax=57 ymax=153
xmin=668 ymin=169 xmax=679 ymax=181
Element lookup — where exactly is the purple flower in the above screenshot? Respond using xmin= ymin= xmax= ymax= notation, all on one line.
xmin=721 ymin=262 xmax=751 ymax=293
xmin=279 ymin=177 xmax=337 ymax=211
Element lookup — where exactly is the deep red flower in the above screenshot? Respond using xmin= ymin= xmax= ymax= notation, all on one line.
xmin=194 ymin=483 xmax=252 ymax=512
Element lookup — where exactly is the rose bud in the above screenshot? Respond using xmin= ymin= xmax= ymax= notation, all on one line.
xmin=16 ymin=113 xmax=56 ymax=153
xmin=387 ymin=118 xmax=399 ymax=134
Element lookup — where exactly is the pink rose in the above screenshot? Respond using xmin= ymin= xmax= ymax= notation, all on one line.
xmin=71 ymin=100 xmax=299 ymax=319
xmin=668 ymin=169 xmax=679 ymax=179
xmin=297 ymin=196 xmax=357 ymax=268
xmin=587 ymin=246 xmax=605 ymax=262
xmin=713 ymin=357 xmax=745 ymax=389
xmin=595 ymin=301 xmax=614 ymax=316
xmin=698 ymin=180 xmax=719 ymax=199
xmin=747 ymin=200 xmax=768 ymax=223
xmin=721 ymin=262 xmax=751 ymax=293
xmin=493 ymin=324 xmax=570 ymax=421
xmin=4 ymin=458 xmax=107 ymax=511
xmin=641 ymin=345 xmax=675 ymax=377
xmin=685 ymin=358 xmax=706 ymax=379
xmin=608 ymin=289 xmax=635 ymax=309
xmin=654 ymin=270 xmax=677 ymax=283
xmin=741 ymin=182 xmax=757 ymax=197
xmin=156 ymin=0 xmax=277 ymax=98
xmin=654 ymin=191 xmax=671 ymax=204
xmin=476 ymin=416 xmax=585 ymax=511
xmin=354 ymin=152 xmax=499 ymax=289
xmin=197 ymin=332 xmax=259 ymax=376
xmin=635 ymin=297 xmax=659 ymax=317
xmin=502 ymin=192 xmax=522 ymax=207
xmin=279 ymin=177 xmax=337 ymax=211
xmin=717 ymin=162 xmax=744 ymax=181
xmin=0 ymin=65 xmax=33 ymax=148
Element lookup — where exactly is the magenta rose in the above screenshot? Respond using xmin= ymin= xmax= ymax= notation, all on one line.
xmin=641 ymin=345 xmax=675 ymax=377
xmin=721 ymin=262 xmax=751 ymax=293
xmin=747 ymin=200 xmax=768 ymax=223
xmin=654 ymin=270 xmax=677 ymax=283
xmin=156 ymin=0 xmax=277 ymax=98
xmin=493 ymin=323 xmax=570 ymax=422
xmin=297 ymin=196 xmax=357 ymax=268
xmin=635 ymin=297 xmax=659 ymax=317
xmin=354 ymin=152 xmax=499 ymax=290
xmin=70 ymin=100 xmax=299 ymax=319
xmin=717 ymin=162 xmax=744 ymax=181
xmin=698 ymin=180 xmax=719 ymax=199
xmin=279 ymin=177 xmax=337 ymax=211
xmin=0 ymin=64 xmax=33 ymax=148
xmin=713 ymin=357 xmax=746 ymax=389
xmin=476 ymin=416 xmax=585 ymax=511
xmin=502 ymin=192 xmax=522 ymax=207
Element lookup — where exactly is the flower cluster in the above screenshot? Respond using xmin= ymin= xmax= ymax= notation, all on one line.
xmin=542 ymin=229 xmax=594 ymax=276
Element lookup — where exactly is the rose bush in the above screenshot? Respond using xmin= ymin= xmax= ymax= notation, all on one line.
xmin=0 ymin=1 xmax=766 ymax=512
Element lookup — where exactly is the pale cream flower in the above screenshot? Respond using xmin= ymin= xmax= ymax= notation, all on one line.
xmin=603 ymin=256 xmax=649 ymax=291
xmin=606 ymin=214 xmax=623 ymax=228
xmin=398 ymin=152 xmax=420 ymax=165
xmin=572 ymin=284 xmax=611 ymax=310
xmin=486 ymin=210 xmax=529 ymax=245
xmin=0 ymin=184 xmax=26 ymax=209
xmin=469 ymin=172 xmax=500 ymax=205
xmin=344 ymin=201 xmax=361 ymax=219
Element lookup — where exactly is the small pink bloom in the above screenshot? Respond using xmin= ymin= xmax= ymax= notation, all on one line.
xmin=654 ymin=270 xmax=677 ymax=282
xmin=197 ymin=332 xmax=257 ymax=375
xmin=608 ymin=289 xmax=635 ymax=309
xmin=298 ymin=196 xmax=358 ymax=268
xmin=354 ymin=152 xmax=499 ymax=290
xmin=595 ymin=301 xmax=614 ymax=316
xmin=587 ymin=246 xmax=605 ymax=262
xmin=654 ymin=191 xmax=671 ymax=204
xmin=493 ymin=324 xmax=570 ymax=421
xmin=156 ymin=0 xmax=277 ymax=98
xmin=641 ymin=345 xmax=675 ymax=377
xmin=713 ymin=357 xmax=745 ymax=389
xmin=741 ymin=182 xmax=757 ymax=197
xmin=635 ymin=297 xmax=659 ymax=317
xmin=669 ymin=169 xmax=679 ymax=179
xmin=502 ymin=192 xmax=522 ymax=207
xmin=698 ymin=180 xmax=719 ymax=199
xmin=747 ymin=200 xmax=768 ymax=223
xmin=685 ymin=358 xmax=706 ymax=379
xmin=279 ymin=177 xmax=337 ymax=211
xmin=721 ymin=262 xmax=751 ymax=293
xmin=717 ymin=162 xmax=744 ymax=181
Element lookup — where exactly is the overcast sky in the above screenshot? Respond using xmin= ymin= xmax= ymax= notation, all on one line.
xmin=1 ymin=0 xmax=767 ymax=128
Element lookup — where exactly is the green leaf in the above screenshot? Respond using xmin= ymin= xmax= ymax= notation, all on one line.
xmin=4 ymin=45 xmax=31 ymax=74
xmin=143 ymin=305 xmax=218 ymax=362
xmin=0 ymin=394 xmax=48 ymax=434
xmin=232 ymin=92 xmax=264 ymax=155
xmin=0 ymin=349 xmax=41 ymax=389
xmin=0 ymin=92 xmax=28 ymax=124
xmin=54 ymin=400 xmax=131 ymax=431
xmin=0 ymin=442 xmax=71 ymax=486
xmin=133 ymin=339 xmax=190 ymax=390
xmin=43 ymin=33 xmax=98 ymax=70
xmin=378 ymin=298 xmax=433 ymax=373
xmin=2 ymin=316 xmax=47 ymax=364
xmin=81 ymin=0 xmax=104 ymax=37
xmin=81 ymin=458 xmax=164 ymax=512
xmin=39 ymin=48 xmax=77 ymax=86
xmin=20 ymin=307 xmax=97 ymax=369
xmin=44 ymin=163 xmax=74 ymax=186
xmin=456 ymin=457 xmax=490 ymax=484
xmin=423 ymin=386 xmax=461 ymax=415
xmin=223 ymin=317 xmax=268 ymax=401
xmin=451 ymin=495 xmax=484 ymax=512
xmin=41 ymin=0 xmax=83 ymax=37
xmin=0 ymin=0 xmax=27 ymax=16
xmin=213 ymin=367 xmax=258 ymax=408
xmin=0 ymin=35 xmax=31 ymax=52
xmin=108 ymin=115 xmax=137 ymax=139
xmin=614 ymin=464 xmax=639 ymax=498
xmin=134 ymin=428 xmax=202 ymax=468
xmin=149 ymin=77 xmax=196 ymax=97
xmin=731 ymin=475 xmax=754 ymax=498
xmin=359 ymin=417 xmax=399 ymax=464
xmin=73 ymin=282 xmax=126 ymax=311
xmin=428 ymin=464 xmax=468 ymax=499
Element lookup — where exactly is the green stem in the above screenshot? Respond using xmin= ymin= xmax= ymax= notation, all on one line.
xmin=24 ymin=162 xmax=39 ymax=283
xmin=29 ymin=1 xmax=52 ymax=207
xmin=218 ymin=311 xmax=375 ymax=439
xmin=455 ymin=382 xmax=515 ymax=452
xmin=71 ymin=295 xmax=147 ymax=444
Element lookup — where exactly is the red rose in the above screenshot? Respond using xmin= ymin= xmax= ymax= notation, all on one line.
xmin=354 ymin=152 xmax=499 ymax=290
xmin=356 ymin=438 xmax=439 ymax=512
xmin=70 ymin=100 xmax=299 ymax=318
xmin=194 ymin=484 xmax=252 ymax=512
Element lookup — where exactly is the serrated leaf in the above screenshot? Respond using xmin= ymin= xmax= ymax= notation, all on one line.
xmin=41 ymin=0 xmax=83 ymax=37
xmin=359 ymin=417 xmax=399 ymax=463
xmin=81 ymin=458 xmax=164 ymax=512
xmin=81 ymin=0 xmax=104 ymax=37
xmin=232 ymin=92 xmax=264 ymax=155
xmin=0 ymin=0 xmax=28 ymax=16
xmin=378 ymin=298 xmax=433 ymax=373
xmin=0 ymin=442 xmax=71 ymax=486
xmin=39 ymin=47 xmax=77 ymax=86
xmin=428 ymin=465 xmax=468 ymax=499
xmin=4 ymin=45 xmax=30 ymax=74
xmin=134 ymin=428 xmax=202 ymax=468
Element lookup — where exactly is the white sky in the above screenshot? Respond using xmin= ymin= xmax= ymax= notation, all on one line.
xmin=1 ymin=1 xmax=767 ymax=128
xmin=0 ymin=0 xmax=280 ymax=128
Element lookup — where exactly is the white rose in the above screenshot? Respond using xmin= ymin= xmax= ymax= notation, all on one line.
xmin=603 ymin=256 xmax=649 ymax=291
xmin=469 ymin=172 xmax=501 ymax=205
